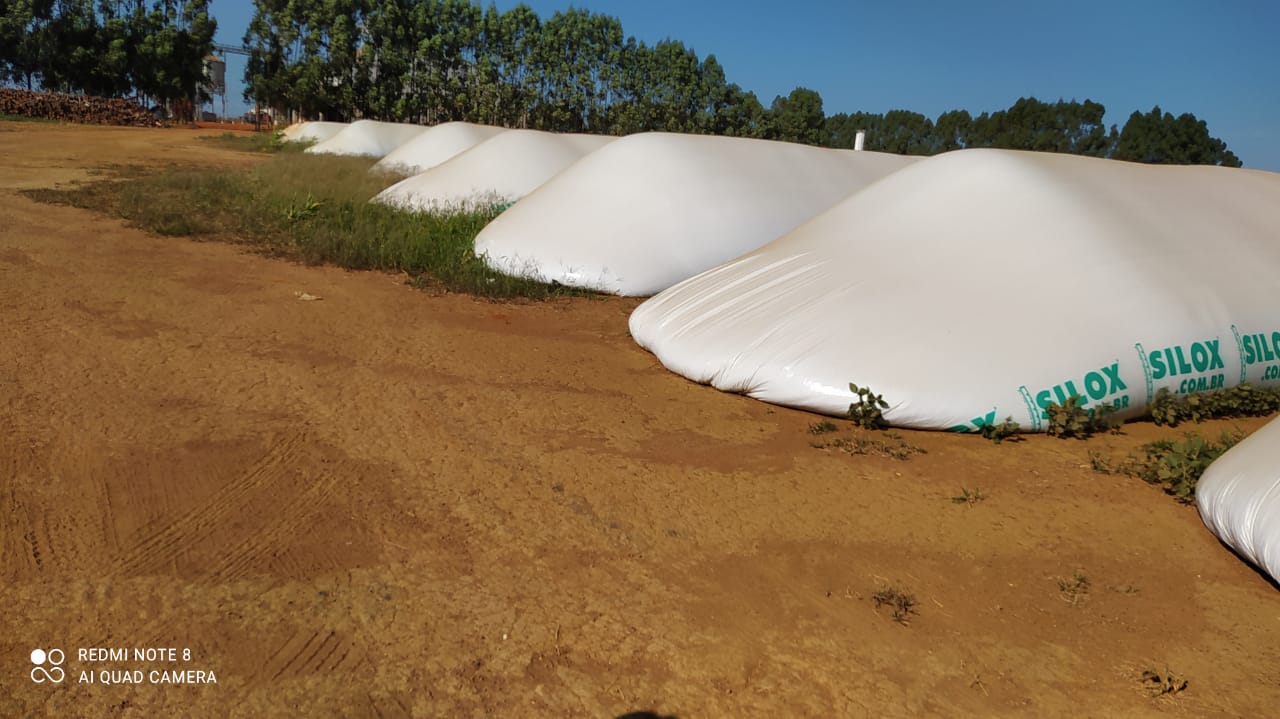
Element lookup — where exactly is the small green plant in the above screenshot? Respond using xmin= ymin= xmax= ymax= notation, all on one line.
xmin=1057 ymin=571 xmax=1090 ymax=606
xmin=1141 ymin=668 xmax=1187 ymax=696
xmin=1134 ymin=430 xmax=1241 ymax=503
xmin=1044 ymin=395 xmax=1120 ymax=438
xmin=1088 ymin=430 xmax=1240 ymax=503
xmin=1088 ymin=448 xmax=1114 ymax=474
xmin=1148 ymin=384 xmax=1280 ymax=426
xmin=978 ymin=416 xmax=1022 ymax=443
xmin=950 ymin=488 xmax=986 ymax=506
xmin=284 ymin=193 xmax=322 ymax=222
xmin=808 ymin=419 xmax=839 ymax=435
xmin=847 ymin=383 xmax=889 ymax=430
xmin=872 ymin=587 xmax=917 ymax=625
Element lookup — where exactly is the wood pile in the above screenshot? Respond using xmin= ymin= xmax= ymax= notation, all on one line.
xmin=0 ymin=88 xmax=160 ymax=127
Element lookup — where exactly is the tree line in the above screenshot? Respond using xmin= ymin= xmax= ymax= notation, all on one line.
xmin=0 ymin=0 xmax=217 ymax=116
xmin=1 ymin=0 xmax=1242 ymax=167
xmin=241 ymin=0 xmax=1241 ymax=166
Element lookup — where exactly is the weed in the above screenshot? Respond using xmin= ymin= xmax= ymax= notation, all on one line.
xmin=978 ymin=416 xmax=1022 ymax=443
xmin=22 ymin=154 xmax=591 ymax=300
xmin=1089 ymin=430 xmax=1241 ymax=503
xmin=284 ymin=193 xmax=322 ymax=223
xmin=200 ymin=131 xmax=306 ymax=154
xmin=808 ymin=419 xmax=839 ymax=435
xmin=872 ymin=587 xmax=917 ymax=625
xmin=1148 ymin=385 xmax=1280 ymax=427
xmin=1057 ymin=571 xmax=1090 ymax=606
xmin=1087 ymin=449 xmax=1115 ymax=474
xmin=950 ymin=488 xmax=986 ymax=506
xmin=847 ymin=383 xmax=889 ymax=430
xmin=1141 ymin=668 xmax=1187 ymax=696
xmin=1045 ymin=395 xmax=1120 ymax=438
xmin=1133 ymin=430 xmax=1241 ymax=503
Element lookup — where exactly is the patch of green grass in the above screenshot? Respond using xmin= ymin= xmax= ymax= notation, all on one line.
xmin=22 ymin=153 xmax=590 ymax=300
xmin=0 ymin=113 xmax=58 ymax=124
xmin=199 ymin=131 xmax=308 ymax=154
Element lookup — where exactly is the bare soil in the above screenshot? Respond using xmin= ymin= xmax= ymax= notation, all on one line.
xmin=1 ymin=121 xmax=1277 ymax=718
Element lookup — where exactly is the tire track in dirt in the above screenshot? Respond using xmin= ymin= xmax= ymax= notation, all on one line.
xmin=263 ymin=629 xmax=367 ymax=681
xmin=107 ymin=431 xmax=306 ymax=578
xmin=200 ymin=463 xmax=344 ymax=583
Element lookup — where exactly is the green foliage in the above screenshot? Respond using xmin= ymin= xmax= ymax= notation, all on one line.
xmin=1133 ymin=431 xmax=1241 ymax=503
xmin=1088 ymin=429 xmax=1242 ymax=503
xmin=0 ymin=0 xmax=215 ymax=115
xmin=23 ymin=154 xmax=591 ymax=300
xmin=872 ymin=587 xmax=917 ymax=626
xmin=847 ymin=383 xmax=889 ymax=430
xmin=1148 ymin=385 xmax=1280 ymax=427
xmin=978 ymin=416 xmax=1021 ymax=443
xmin=1114 ymin=105 xmax=1241 ymax=167
xmin=230 ymin=5 xmax=1241 ymax=165
xmin=766 ymin=87 xmax=824 ymax=145
xmin=1044 ymin=395 xmax=1119 ymax=439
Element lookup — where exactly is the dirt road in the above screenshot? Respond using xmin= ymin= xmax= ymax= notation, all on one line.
xmin=2 ymin=121 xmax=1277 ymax=718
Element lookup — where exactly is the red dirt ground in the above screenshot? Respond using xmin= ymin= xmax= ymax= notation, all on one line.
xmin=1 ymin=121 xmax=1278 ymax=718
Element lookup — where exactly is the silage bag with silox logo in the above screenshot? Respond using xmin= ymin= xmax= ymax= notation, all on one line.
xmin=629 ymin=149 xmax=1280 ymax=431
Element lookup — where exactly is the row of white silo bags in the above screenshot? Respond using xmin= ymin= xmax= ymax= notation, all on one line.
xmin=372 ymin=129 xmax=615 ymax=212
xmin=628 ymin=148 xmax=1280 ymax=432
xmin=1198 ymin=415 xmax=1280 ymax=586
xmin=371 ymin=122 xmax=510 ymax=175
xmin=471 ymin=132 xmax=920 ymax=295
xmin=305 ymin=119 xmax=430 ymax=158
xmin=279 ymin=121 xmax=349 ymax=145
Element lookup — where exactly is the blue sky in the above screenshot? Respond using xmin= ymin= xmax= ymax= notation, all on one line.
xmin=209 ymin=0 xmax=1279 ymax=170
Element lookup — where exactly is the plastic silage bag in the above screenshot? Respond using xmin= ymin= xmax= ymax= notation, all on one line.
xmin=373 ymin=129 xmax=613 ymax=212
xmin=280 ymin=121 xmax=348 ymax=145
xmin=472 ymin=132 xmax=920 ymax=295
xmin=629 ymin=149 xmax=1280 ymax=431
xmin=306 ymin=120 xmax=428 ymax=159
xmin=371 ymin=122 xmax=509 ymax=176
xmin=1198 ymin=415 xmax=1280 ymax=585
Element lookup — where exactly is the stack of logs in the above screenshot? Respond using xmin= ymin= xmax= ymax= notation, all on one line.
xmin=0 ymin=88 xmax=160 ymax=127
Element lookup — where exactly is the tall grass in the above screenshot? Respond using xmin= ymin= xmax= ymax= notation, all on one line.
xmin=24 ymin=152 xmax=590 ymax=300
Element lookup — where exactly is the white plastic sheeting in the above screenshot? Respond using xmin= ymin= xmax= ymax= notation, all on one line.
xmin=1198 ymin=415 xmax=1280 ymax=584
xmin=306 ymin=120 xmax=428 ymax=159
xmin=472 ymin=132 xmax=919 ymax=295
xmin=371 ymin=121 xmax=509 ymax=175
xmin=279 ymin=121 xmax=348 ymax=145
xmin=372 ymin=129 xmax=614 ymax=212
xmin=630 ymin=149 xmax=1280 ymax=431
